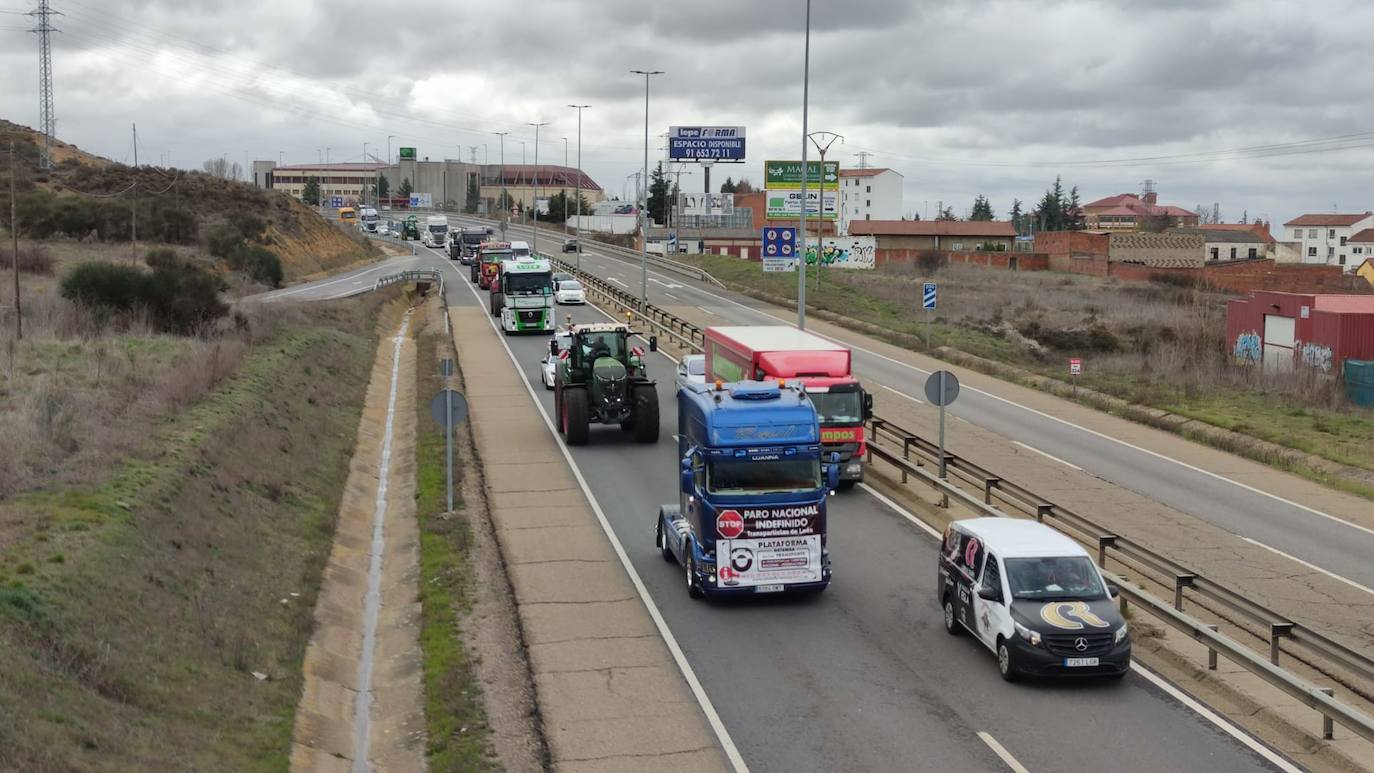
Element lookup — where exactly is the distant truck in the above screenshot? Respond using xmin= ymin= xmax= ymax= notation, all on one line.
xmin=452 ymin=228 xmax=487 ymax=263
xmin=474 ymin=241 xmax=513 ymax=288
xmin=491 ymin=255 xmax=555 ymax=333
xmin=704 ymin=326 xmax=872 ymax=488
xmin=359 ymin=207 xmax=380 ymax=233
xmin=656 ymin=380 xmax=837 ymax=599
xmin=420 ymin=215 xmax=450 ymax=248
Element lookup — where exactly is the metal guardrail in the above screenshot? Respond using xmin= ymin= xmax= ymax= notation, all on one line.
xmin=553 ymin=255 xmax=1374 ymax=745
xmin=374 ymin=268 xmax=445 ymax=296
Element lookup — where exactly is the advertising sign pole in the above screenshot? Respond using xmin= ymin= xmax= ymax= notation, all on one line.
xmin=797 ymin=0 xmax=812 ymax=330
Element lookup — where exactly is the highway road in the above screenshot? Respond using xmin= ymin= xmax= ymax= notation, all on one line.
xmin=454 ymin=216 xmax=1374 ymax=597
xmin=413 ymin=241 xmax=1285 ymax=772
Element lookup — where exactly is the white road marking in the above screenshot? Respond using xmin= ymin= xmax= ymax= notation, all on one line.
xmin=880 ymin=384 xmax=924 ymax=405
xmin=261 ymin=262 xmax=396 ymax=302
xmin=449 ymin=261 xmax=745 ymax=772
xmin=1010 ymin=441 xmax=1083 ymax=471
xmin=608 ymin=276 xmax=629 ymax=288
xmin=1242 ymin=537 xmax=1374 ymax=597
xmin=697 ymin=305 xmax=716 ymax=316
xmin=863 ymin=482 xmax=1302 ymax=773
xmin=651 ymin=280 xmax=1374 ymax=543
xmin=977 ymin=732 xmax=1031 ymax=773
xmin=352 ymin=310 xmax=412 ymax=773
xmin=664 ymin=292 xmax=680 ymax=301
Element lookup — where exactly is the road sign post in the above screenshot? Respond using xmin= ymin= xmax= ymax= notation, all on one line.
xmin=429 ymin=384 xmax=468 ymax=513
xmin=922 ymin=282 xmax=937 ymax=350
xmin=924 ymin=370 xmax=960 ymax=492
xmin=761 ymin=226 xmax=798 ymax=272
xmin=1069 ymin=357 xmax=1082 ymax=397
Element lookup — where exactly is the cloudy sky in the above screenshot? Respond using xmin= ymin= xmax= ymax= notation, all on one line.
xmin=3 ymin=0 xmax=1373 ymax=231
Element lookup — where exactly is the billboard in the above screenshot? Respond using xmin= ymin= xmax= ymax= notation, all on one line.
xmin=765 ymin=160 xmax=839 ymax=188
xmin=668 ymin=126 xmax=746 ymax=161
xmin=680 ymin=192 xmax=734 ymax=217
xmin=765 ymin=189 xmax=838 ymax=220
xmin=804 ymin=235 xmax=876 ymax=269
xmin=398 ymin=147 xmax=417 ymax=159
xmin=409 ymin=192 xmax=433 ymax=208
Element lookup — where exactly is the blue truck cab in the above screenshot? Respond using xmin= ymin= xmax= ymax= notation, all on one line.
xmin=656 ymin=380 xmax=838 ymax=599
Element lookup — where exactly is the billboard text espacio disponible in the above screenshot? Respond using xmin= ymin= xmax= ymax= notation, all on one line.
xmin=668 ymin=126 xmax=746 ymax=161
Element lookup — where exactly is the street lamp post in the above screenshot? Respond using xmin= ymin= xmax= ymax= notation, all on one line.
xmin=528 ymin=121 xmax=549 ymax=256
xmin=797 ymin=0 xmax=812 ymax=330
xmin=631 ymin=69 xmax=663 ymax=309
xmin=806 ymin=131 xmax=843 ymax=290
xmin=569 ymin=104 xmax=591 ymax=271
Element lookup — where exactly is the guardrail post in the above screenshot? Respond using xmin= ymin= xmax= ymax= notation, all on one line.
xmin=983 ymin=477 xmax=1001 ymax=505
xmin=1173 ymin=574 xmax=1195 ymax=611
xmin=1318 ymin=687 xmax=1334 ymax=739
xmin=1035 ymin=504 xmax=1053 ymax=523
xmin=1097 ymin=535 xmax=1118 ymax=567
xmin=1204 ymin=624 xmax=1218 ymax=670
xmin=1270 ymin=622 xmax=1294 ymax=665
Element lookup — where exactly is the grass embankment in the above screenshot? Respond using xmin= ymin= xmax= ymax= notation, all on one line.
xmin=0 ymin=298 xmax=384 ymax=771
xmin=412 ymin=313 xmax=498 ymax=771
xmin=681 ymin=252 xmax=1374 ymax=483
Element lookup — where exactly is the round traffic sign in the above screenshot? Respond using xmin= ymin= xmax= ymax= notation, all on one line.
xmin=923 ymin=371 xmax=960 ymax=407
xmin=716 ymin=510 xmax=745 ymax=539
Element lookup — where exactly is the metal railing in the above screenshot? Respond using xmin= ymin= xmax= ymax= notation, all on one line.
xmin=374 ymin=268 xmax=445 ymax=296
xmin=552 ymin=255 xmax=1374 ymax=746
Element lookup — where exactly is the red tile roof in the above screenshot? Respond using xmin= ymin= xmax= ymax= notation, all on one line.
xmin=1348 ymin=228 xmax=1374 ymax=243
xmin=1283 ymin=213 xmax=1372 ymax=227
xmin=848 ymin=220 xmax=1016 ymax=237
xmin=1084 ymin=193 xmax=1197 ymax=220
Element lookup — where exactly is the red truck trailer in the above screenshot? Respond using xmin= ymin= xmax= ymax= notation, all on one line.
xmin=703 ymin=326 xmax=872 ymax=488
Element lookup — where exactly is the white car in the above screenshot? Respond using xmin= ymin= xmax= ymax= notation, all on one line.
xmin=675 ymin=354 xmax=706 ymax=392
xmin=555 ymin=280 xmax=585 ymax=305
xmin=376 ymin=224 xmax=391 ymax=236
xmin=540 ymin=330 xmax=573 ymax=390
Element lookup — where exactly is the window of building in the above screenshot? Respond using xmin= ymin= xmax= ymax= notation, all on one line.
xmin=1229 ymin=247 xmax=1237 ymax=259
xmin=1209 ymin=247 xmax=1219 ymax=261
xmin=1329 ymin=229 xmax=1336 ymax=239
xmin=1339 ymin=255 xmax=1346 ymax=265
xmin=1356 ymin=247 xmax=1365 ymax=255
xmin=1328 ymin=247 xmax=1335 ymax=257
xmin=1292 ymin=229 xmax=1302 ymax=239
xmin=866 ymin=200 xmax=871 ymax=207
xmin=1248 ymin=248 xmax=1257 ymax=259
xmin=865 ymin=214 xmax=870 ymax=220
xmin=866 ymin=185 xmax=871 ymax=193
xmin=1309 ymin=229 xmax=1318 ymax=238
xmin=1340 ymin=236 xmax=1347 ymax=246
xmin=1309 ymin=246 xmax=1317 ymax=256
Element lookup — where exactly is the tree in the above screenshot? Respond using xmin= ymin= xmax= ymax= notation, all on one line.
xmin=1009 ymin=199 xmax=1024 ymax=233
xmin=544 ymin=191 xmax=591 ymax=224
xmin=496 ymin=189 xmax=514 ymax=211
xmin=372 ymin=173 xmax=390 ymax=199
xmin=647 ymin=162 xmax=670 ymax=225
xmin=1138 ymin=212 xmax=1173 ymax=233
xmin=936 ymin=205 xmax=957 ymax=221
xmin=1031 ymin=175 xmax=1069 ymax=231
xmin=1066 ymin=186 xmax=1083 ymax=230
xmin=720 ymin=177 xmax=735 ymax=194
xmin=1241 ymin=209 xmax=1248 ymax=224
xmin=733 ymin=178 xmax=756 ymax=194
xmin=397 ymin=177 xmax=413 ymax=200
xmin=463 ymin=174 xmax=480 ymax=214
xmin=301 ymin=177 xmax=320 ymax=205
xmin=969 ymin=194 xmax=994 ymax=221
xmin=201 ymin=157 xmax=241 ymax=180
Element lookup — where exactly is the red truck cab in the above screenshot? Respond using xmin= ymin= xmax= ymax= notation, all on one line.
xmin=703 ymin=326 xmax=872 ymax=487
xmin=476 ymin=242 xmax=512 ymax=290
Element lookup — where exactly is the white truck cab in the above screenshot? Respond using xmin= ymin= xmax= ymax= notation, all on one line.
xmin=510 ymin=240 xmax=531 ymax=258
xmin=421 ymin=215 xmax=450 ymax=248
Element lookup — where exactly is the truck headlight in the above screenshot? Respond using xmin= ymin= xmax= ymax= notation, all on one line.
xmin=1014 ymin=622 xmax=1041 ymax=647
xmin=1114 ymin=622 xmax=1129 ymax=644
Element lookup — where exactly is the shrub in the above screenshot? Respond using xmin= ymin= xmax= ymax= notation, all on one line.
xmin=201 ymin=222 xmax=283 ymax=287
xmin=60 ymin=254 xmax=227 ymax=334
xmin=13 ymin=245 xmax=54 ymax=274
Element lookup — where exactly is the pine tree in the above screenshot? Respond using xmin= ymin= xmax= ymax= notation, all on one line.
xmin=372 ymin=173 xmax=390 ymax=200
xmin=1067 ymin=186 xmax=1083 ymax=230
xmin=647 ymin=162 xmax=670 ymax=225
xmin=969 ymin=194 xmax=994 ymax=221
xmin=1009 ymin=199 xmax=1024 ymax=233
xmin=301 ymin=177 xmax=320 ymax=205
xmin=734 ymin=178 xmax=755 ymax=194
xmin=720 ymin=177 xmax=735 ymax=194
xmin=397 ymin=177 xmax=413 ymax=199
xmin=463 ymin=174 xmax=480 ymax=214
xmin=937 ymin=205 xmax=958 ymax=221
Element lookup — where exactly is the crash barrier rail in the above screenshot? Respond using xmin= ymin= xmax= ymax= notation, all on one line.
xmin=373 ymin=268 xmax=445 ymax=297
xmin=438 ymin=210 xmax=725 ymax=287
xmin=553 ymin=254 xmax=1374 ymax=744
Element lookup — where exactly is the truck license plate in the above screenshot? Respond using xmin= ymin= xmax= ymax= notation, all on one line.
xmin=1064 ymin=657 xmax=1099 ymax=668
xmin=755 ymin=584 xmax=785 ymax=594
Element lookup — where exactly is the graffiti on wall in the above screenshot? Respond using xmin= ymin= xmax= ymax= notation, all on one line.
xmin=1299 ymin=341 xmax=1334 ymax=372
xmin=1233 ymin=331 xmax=1261 ymax=364
xmin=803 ymin=236 xmax=876 ymax=269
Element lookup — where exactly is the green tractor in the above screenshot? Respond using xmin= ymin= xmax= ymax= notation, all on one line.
xmin=399 ymin=215 xmax=421 ymax=241
xmin=553 ymin=323 xmax=659 ymax=445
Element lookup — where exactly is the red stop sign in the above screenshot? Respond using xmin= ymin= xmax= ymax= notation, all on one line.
xmin=716 ymin=510 xmax=745 ymax=539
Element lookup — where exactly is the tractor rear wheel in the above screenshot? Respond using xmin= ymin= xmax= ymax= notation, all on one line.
xmin=632 ymin=384 xmax=659 ymax=443
xmin=564 ymin=388 xmax=590 ymax=445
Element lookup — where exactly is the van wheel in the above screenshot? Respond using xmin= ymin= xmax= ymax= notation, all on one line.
xmin=942 ymin=596 xmax=960 ymax=636
xmin=997 ymin=637 xmax=1018 ymax=682
xmin=656 ymin=518 xmax=675 ymax=563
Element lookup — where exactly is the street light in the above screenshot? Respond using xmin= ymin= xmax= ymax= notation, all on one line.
xmin=528 ymin=121 xmax=549 ymax=256
xmin=569 ymin=104 xmax=591 ymax=271
xmin=797 ymin=0 xmax=812 ymax=329
xmin=806 ymin=131 xmax=843 ymax=290
xmin=631 ymin=68 xmax=664 ymax=309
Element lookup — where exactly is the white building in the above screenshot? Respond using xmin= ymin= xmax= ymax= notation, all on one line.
xmin=839 ymin=168 xmax=903 ymax=235
xmin=1348 ymin=227 xmax=1374 ymax=265
xmin=1283 ymin=212 xmax=1374 ymax=272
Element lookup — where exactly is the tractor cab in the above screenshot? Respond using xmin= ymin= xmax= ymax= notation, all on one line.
xmin=553 ymin=323 xmax=660 ymax=445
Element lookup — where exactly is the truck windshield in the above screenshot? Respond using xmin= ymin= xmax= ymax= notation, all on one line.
xmin=707 ymin=458 xmax=821 ymax=495
xmin=506 ymin=272 xmax=552 ymax=295
xmin=482 ymin=250 xmax=513 ymax=263
xmin=1004 ymin=556 xmax=1106 ymax=601
xmin=809 ymin=390 xmax=863 ymax=424
xmin=429 ymin=226 xmax=447 ymax=235
xmin=463 ymin=233 xmax=484 ymax=244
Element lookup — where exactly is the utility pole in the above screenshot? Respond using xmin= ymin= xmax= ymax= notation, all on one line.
xmin=631 ymin=69 xmax=664 ymax=309
xmin=131 ymin=124 xmax=139 ymax=261
xmin=494 ymin=131 xmax=509 ymax=216
xmin=27 ymin=0 xmax=61 ymax=170
xmin=10 ymin=141 xmax=20 ymax=341
xmin=806 ymin=131 xmax=843 ymax=290
xmin=362 ymin=142 xmax=369 ymax=204
xmin=854 ymin=151 xmax=872 ymax=169
xmin=528 ymin=121 xmax=549 ymax=255
xmin=569 ymin=105 xmax=590 ymax=272
xmin=797 ymin=0 xmax=812 ymax=329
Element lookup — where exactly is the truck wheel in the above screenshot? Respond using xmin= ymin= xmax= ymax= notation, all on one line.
xmin=838 ymin=480 xmax=858 ymax=491
xmin=564 ymin=389 xmax=589 ymax=445
xmin=490 ymin=293 xmax=501 ymax=317
xmin=656 ymin=517 xmax=675 ymax=563
xmin=554 ymin=385 xmax=565 ymax=435
xmin=685 ymin=545 xmax=703 ymax=599
xmin=632 ymin=385 xmax=659 ymax=443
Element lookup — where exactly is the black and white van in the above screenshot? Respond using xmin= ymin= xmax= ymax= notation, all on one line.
xmin=937 ymin=518 xmax=1131 ymax=681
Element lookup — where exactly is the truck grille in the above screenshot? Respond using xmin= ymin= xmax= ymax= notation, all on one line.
xmin=517 ymin=310 xmax=544 ymax=325
xmin=823 ymin=441 xmax=860 ymax=462
xmin=1043 ymin=632 xmax=1114 ymax=657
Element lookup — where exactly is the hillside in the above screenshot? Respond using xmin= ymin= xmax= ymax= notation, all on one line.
xmin=1 ymin=119 xmax=377 ymax=282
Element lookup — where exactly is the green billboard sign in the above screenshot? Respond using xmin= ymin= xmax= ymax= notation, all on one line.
xmin=765 ymin=160 xmax=839 ymax=188
xmin=398 ymin=147 xmax=417 ymax=159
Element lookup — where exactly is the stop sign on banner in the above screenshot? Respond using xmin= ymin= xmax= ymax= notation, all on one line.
xmin=716 ymin=510 xmax=745 ymax=539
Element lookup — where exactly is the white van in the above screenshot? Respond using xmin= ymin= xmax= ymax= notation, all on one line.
xmin=937 ymin=518 xmax=1130 ymax=681
xmin=510 ymin=240 xmax=531 ymax=258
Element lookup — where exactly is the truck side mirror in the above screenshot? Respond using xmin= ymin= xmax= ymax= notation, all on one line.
xmin=649 ymin=335 xmax=658 ymax=353
xmin=826 ymin=452 xmax=840 ymax=492
xmin=550 ymin=339 xmax=559 ymax=356
xmin=978 ymin=584 xmax=1002 ymax=603
xmin=681 ymin=456 xmax=694 ymax=489
xmin=863 ymin=392 xmax=874 ymax=420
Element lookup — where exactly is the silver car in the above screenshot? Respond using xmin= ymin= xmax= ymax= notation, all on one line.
xmin=541 ymin=330 xmax=573 ymax=390
xmin=675 ymin=354 xmax=706 ymax=392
